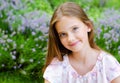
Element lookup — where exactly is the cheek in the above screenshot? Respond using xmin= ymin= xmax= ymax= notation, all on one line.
xmin=76 ymin=30 xmax=88 ymax=39
xmin=60 ymin=39 xmax=67 ymax=46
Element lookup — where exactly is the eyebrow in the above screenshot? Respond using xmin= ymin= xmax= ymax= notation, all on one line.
xmin=58 ymin=31 xmax=66 ymax=35
xmin=70 ymin=25 xmax=79 ymax=29
xmin=57 ymin=24 xmax=79 ymax=34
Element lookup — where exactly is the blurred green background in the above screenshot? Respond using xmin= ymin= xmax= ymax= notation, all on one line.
xmin=0 ymin=0 xmax=120 ymax=83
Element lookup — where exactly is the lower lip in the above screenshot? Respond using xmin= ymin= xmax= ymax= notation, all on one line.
xmin=70 ymin=41 xmax=79 ymax=46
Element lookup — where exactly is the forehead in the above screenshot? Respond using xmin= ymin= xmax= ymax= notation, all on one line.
xmin=55 ymin=16 xmax=84 ymax=32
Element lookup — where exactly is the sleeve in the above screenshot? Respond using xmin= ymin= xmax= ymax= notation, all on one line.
xmin=43 ymin=58 xmax=63 ymax=83
xmin=104 ymin=54 xmax=120 ymax=82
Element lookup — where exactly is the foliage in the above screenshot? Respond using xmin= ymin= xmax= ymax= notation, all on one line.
xmin=0 ymin=0 xmax=120 ymax=83
xmin=0 ymin=71 xmax=38 ymax=83
xmin=0 ymin=0 xmax=50 ymax=32
xmin=105 ymin=0 xmax=120 ymax=9
xmin=48 ymin=0 xmax=67 ymax=9
xmin=0 ymin=0 xmax=50 ymax=82
xmin=95 ymin=8 xmax=120 ymax=62
xmin=47 ymin=0 xmax=120 ymax=10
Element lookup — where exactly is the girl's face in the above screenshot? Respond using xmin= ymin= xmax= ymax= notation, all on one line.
xmin=56 ymin=16 xmax=91 ymax=53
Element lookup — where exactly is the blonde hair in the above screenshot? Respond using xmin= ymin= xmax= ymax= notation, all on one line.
xmin=43 ymin=2 xmax=100 ymax=72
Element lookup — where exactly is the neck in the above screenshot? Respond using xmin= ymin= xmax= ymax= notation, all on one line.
xmin=69 ymin=47 xmax=99 ymax=64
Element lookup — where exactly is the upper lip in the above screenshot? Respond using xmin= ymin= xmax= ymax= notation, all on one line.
xmin=69 ymin=41 xmax=79 ymax=46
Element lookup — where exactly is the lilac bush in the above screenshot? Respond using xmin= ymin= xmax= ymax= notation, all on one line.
xmin=95 ymin=8 xmax=120 ymax=61
xmin=0 ymin=0 xmax=50 ymax=81
xmin=0 ymin=0 xmax=50 ymax=34
xmin=1 ymin=0 xmax=119 ymax=82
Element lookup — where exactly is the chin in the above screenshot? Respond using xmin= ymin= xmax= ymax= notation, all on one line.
xmin=71 ymin=48 xmax=82 ymax=53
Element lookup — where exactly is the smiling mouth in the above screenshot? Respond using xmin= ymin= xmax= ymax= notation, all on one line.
xmin=69 ymin=41 xmax=79 ymax=46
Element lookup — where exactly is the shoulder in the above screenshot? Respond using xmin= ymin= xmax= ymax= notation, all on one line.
xmin=43 ymin=55 xmax=68 ymax=82
xmin=100 ymin=51 xmax=120 ymax=70
xmin=44 ymin=56 xmax=64 ymax=74
xmin=101 ymin=51 xmax=120 ymax=82
xmin=101 ymin=51 xmax=120 ymax=65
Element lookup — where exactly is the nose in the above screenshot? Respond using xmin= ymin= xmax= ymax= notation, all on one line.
xmin=67 ymin=33 xmax=75 ymax=42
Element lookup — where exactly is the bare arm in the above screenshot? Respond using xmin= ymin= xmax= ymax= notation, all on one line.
xmin=111 ymin=76 xmax=120 ymax=83
xmin=44 ymin=79 xmax=50 ymax=83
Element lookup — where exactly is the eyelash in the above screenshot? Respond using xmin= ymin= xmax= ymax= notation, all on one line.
xmin=59 ymin=33 xmax=66 ymax=38
xmin=59 ymin=27 xmax=79 ymax=38
xmin=73 ymin=27 xmax=78 ymax=31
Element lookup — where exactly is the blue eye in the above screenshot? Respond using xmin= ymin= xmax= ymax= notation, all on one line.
xmin=59 ymin=33 xmax=66 ymax=38
xmin=73 ymin=27 xmax=78 ymax=31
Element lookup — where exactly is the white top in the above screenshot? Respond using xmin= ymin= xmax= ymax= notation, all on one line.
xmin=43 ymin=51 xmax=120 ymax=83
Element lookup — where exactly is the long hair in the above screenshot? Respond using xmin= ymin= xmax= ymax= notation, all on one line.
xmin=43 ymin=2 xmax=100 ymax=72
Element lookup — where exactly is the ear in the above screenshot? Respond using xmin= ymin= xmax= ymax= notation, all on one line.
xmin=85 ymin=21 xmax=93 ymax=32
xmin=88 ymin=28 xmax=91 ymax=32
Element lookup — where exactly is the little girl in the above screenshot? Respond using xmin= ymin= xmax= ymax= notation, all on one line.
xmin=43 ymin=2 xmax=120 ymax=83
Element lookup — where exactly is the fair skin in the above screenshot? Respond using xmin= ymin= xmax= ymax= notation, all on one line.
xmin=56 ymin=16 xmax=99 ymax=75
xmin=56 ymin=16 xmax=91 ymax=53
xmin=44 ymin=16 xmax=120 ymax=83
xmin=45 ymin=80 xmax=50 ymax=83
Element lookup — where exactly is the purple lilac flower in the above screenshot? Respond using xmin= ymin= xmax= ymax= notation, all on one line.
xmin=29 ymin=59 xmax=34 ymax=63
xmin=95 ymin=8 xmax=120 ymax=55
xmin=1 ymin=64 xmax=5 ymax=67
xmin=32 ymin=48 xmax=36 ymax=52
xmin=13 ymin=66 xmax=17 ymax=69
